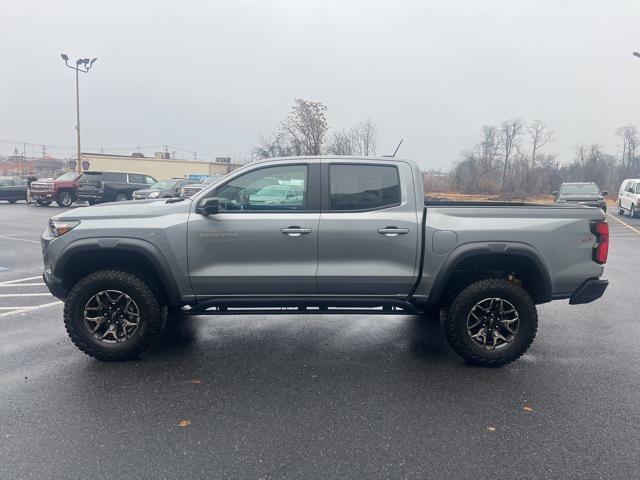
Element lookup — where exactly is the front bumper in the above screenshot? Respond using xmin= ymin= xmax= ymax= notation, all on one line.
xmin=569 ymin=278 xmax=608 ymax=305
xmin=43 ymin=271 xmax=67 ymax=300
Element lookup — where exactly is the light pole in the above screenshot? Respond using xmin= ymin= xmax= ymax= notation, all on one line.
xmin=60 ymin=54 xmax=97 ymax=174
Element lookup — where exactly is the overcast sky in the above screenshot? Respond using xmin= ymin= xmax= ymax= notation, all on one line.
xmin=1 ymin=0 xmax=640 ymax=168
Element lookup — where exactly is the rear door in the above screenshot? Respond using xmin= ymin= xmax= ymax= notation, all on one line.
xmin=316 ymin=160 xmax=420 ymax=295
xmin=187 ymin=160 xmax=321 ymax=296
xmin=0 ymin=179 xmax=16 ymax=200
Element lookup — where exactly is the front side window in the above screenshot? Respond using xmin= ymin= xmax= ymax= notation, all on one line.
xmin=329 ymin=164 xmax=400 ymax=211
xmin=214 ymin=165 xmax=307 ymax=211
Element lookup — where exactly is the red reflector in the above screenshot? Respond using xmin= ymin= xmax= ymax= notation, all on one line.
xmin=591 ymin=221 xmax=609 ymax=264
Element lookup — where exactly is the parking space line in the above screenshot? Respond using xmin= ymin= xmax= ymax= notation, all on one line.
xmin=0 ymin=301 xmax=62 ymax=318
xmin=607 ymin=213 xmax=640 ymax=235
xmin=0 ymin=234 xmax=41 ymax=244
xmin=0 ymin=293 xmax=53 ymax=297
xmin=0 ymin=276 xmax=43 ymax=285
xmin=0 ymin=283 xmax=46 ymax=288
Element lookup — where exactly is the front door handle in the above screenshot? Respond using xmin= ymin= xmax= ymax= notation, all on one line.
xmin=378 ymin=226 xmax=409 ymax=237
xmin=281 ymin=226 xmax=312 ymax=237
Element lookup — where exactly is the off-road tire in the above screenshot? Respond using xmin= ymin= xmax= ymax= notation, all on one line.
xmin=443 ymin=278 xmax=538 ymax=367
xmin=632 ymin=205 xmax=637 ymax=219
xmin=56 ymin=191 xmax=74 ymax=207
xmin=64 ymin=269 xmax=167 ymax=361
xmin=618 ymin=201 xmax=624 ymax=215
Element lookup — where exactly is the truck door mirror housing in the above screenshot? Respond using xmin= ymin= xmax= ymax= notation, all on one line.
xmin=197 ymin=197 xmax=219 ymax=215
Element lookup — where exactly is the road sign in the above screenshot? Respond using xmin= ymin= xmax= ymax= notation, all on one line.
xmin=82 ymin=160 xmax=90 ymax=170
xmin=68 ymin=160 xmax=77 ymax=170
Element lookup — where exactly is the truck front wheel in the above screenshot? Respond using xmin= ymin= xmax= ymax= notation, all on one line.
xmin=56 ymin=191 xmax=74 ymax=207
xmin=64 ymin=270 xmax=167 ymax=361
xmin=443 ymin=278 xmax=537 ymax=367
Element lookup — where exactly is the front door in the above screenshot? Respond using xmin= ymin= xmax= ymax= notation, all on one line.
xmin=316 ymin=161 xmax=420 ymax=295
xmin=187 ymin=162 xmax=320 ymax=297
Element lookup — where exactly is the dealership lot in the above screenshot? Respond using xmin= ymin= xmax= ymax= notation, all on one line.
xmin=1 ymin=202 xmax=639 ymax=479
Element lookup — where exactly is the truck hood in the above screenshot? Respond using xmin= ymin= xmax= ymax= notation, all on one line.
xmin=52 ymin=198 xmax=192 ymax=221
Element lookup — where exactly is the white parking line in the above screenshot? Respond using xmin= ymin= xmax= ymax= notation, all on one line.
xmin=0 ymin=301 xmax=62 ymax=318
xmin=0 ymin=283 xmax=46 ymax=288
xmin=0 ymin=234 xmax=41 ymax=244
xmin=0 ymin=276 xmax=43 ymax=285
xmin=0 ymin=293 xmax=53 ymax=297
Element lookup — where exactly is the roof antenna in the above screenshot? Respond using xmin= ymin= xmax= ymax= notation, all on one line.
xmin=383 ymin=139 xmax=404 ymax=158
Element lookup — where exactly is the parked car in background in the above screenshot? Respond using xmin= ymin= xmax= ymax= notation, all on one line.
xmin=77 ymin=171 xmax=157 ymax=204
xmin=31 ymin=172 xmax=81 ymax=207
xmin=617 ymin=178 xmax=640 ymax=217
xmin=133 ymin=178 xmax=197 ymax=200
xmin=180 ymin=174 xmax=224 ymax=197
xmin=553 ymin=182 xmax=607 ymax=213
xmin=0 ymin=177 xmax=27 ymax=203
xmin=248 ymin=184 xmax=304 ymax=206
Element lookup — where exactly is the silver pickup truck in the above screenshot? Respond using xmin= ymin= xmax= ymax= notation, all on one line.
xmin=41 ymin=156 xmax=609 ymax=366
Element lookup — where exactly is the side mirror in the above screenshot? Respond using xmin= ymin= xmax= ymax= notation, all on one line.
xmin=602 ymin=191 xmax=608 ymax=196
xmin=196 ymin=197 xmax=219 ymax=215
xmin=551 ymin=191 xmax=558 ymax=196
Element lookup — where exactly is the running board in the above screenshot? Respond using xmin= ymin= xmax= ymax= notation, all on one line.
xmin=186 ymin=297 xmax=421 ymax=315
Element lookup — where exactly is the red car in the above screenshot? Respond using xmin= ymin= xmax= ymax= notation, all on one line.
xmin=30 ymin=172 xmax=81 ymax=207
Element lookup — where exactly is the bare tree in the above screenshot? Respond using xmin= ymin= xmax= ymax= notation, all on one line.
xmin=527 ymin=120 xmax=554 ymax=170
xmin=256 ymin=99 xmax=328 ymax=158
xmin=499 ymin=118 xmax=524 ymax=192
xmin=354 ymin=119 xmax=377 ymax=156
xmin=476 ymin=125 xmax=501 ymax=175
xmin=616 ymin=125 xmax=638 ymax=173
xmin=282 ymin=99 xmax=328 ymax=156
xmin=326 ymin=128 xmax=356 ymax=155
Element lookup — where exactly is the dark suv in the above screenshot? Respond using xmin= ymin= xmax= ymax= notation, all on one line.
xmin=77 ymin=171 xmax=157 ymax=204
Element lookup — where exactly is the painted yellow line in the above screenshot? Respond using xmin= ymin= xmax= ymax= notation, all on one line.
xmin=607 ymin=213 xmax=640 ymax=235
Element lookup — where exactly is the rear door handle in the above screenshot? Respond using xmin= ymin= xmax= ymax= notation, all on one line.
xmin=281 ymin=226 xmax=312 ymax=237
xmin=378 ymin=226 xmax=409 ymax=237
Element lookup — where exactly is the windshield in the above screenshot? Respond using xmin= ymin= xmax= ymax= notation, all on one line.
xmin=56 ymin=172 xmax=79 ymax=181
xmin=560 ymin=184 xmax=600 ymax=196
xmin=150 ymin=179 xmax=179 ymax=189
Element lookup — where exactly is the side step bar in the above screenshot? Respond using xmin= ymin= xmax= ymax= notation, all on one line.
xmin=186 ymin=297 xmax=422 ymax=315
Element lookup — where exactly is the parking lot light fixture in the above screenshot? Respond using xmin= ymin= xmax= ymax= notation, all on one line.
xmin=60 ymin=54 xmax=98 ymax=174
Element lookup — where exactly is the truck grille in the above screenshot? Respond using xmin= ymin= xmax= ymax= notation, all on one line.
xmin=30 ymin=182 xmax=53 ymax=192
xmin=181 ymin=185 xmax=204 ymax=197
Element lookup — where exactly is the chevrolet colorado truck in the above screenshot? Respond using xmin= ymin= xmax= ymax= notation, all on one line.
xmin=41 ymin=156 xmax=609 ymax=366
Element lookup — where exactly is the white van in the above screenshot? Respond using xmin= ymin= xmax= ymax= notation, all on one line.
xmin=618 ymin=178 xmax=640 ymax=217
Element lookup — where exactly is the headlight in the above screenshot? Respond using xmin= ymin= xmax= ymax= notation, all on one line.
xmin=48 ymin=219 xmax=80 ymax=237
xmin=148 ymin=191 xmax=160 ymax=198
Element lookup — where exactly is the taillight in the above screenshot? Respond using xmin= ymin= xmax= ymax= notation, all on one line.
xmin=591 ymin=221 xmax=609 ymax=264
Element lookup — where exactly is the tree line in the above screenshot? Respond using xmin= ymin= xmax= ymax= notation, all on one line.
xmin=255 ymin=100 xmax=638 ymax=198
xmin=448 ymin=119 xmax=640 ymax=196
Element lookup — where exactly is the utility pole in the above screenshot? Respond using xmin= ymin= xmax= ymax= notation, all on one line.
xmin=60 ymin=54 xmax=98 ymax=174
xmin=42 ymin=145 xmax=46 ymax=176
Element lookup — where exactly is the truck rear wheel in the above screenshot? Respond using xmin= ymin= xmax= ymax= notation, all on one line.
xmin=443 ymin=278 xmax=537 ymax=367
xmin=64 ymin=270 xmax=167 ymax=361
xmin=56 ymin=191 xmax=74 ymax=207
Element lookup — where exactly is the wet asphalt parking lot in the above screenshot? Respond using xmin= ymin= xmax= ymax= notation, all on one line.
xmin=0 ymin=202 xmax=639 ymax=479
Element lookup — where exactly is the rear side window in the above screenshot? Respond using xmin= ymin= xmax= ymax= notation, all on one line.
xmin=128 ymin=173 xmax=146 ymax=184
xmin=103 ymin=172 xmax=127 ymax=182
xmin=329 ymin=164 xmax=400 ymax=211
